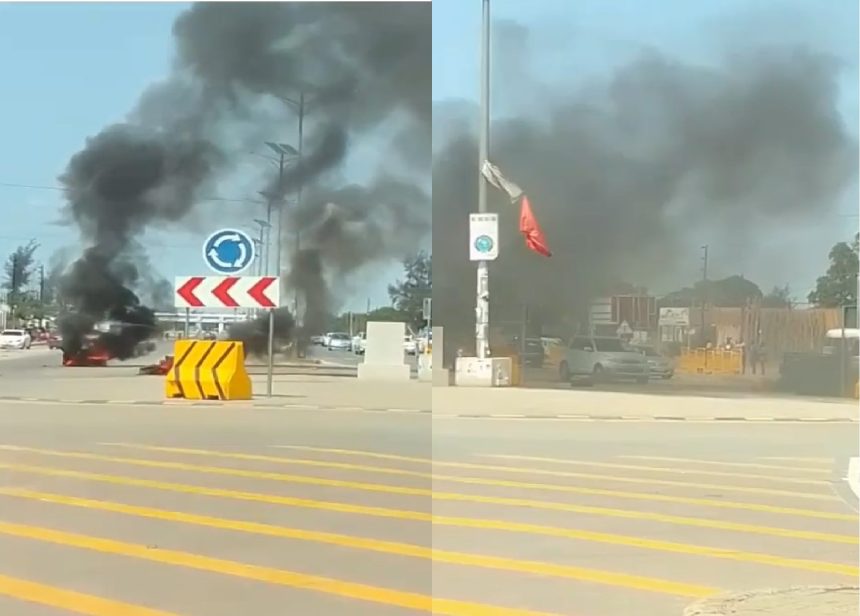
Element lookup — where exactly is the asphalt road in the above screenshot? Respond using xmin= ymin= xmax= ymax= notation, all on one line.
xmin=0 ymin=351 xmax=856 ymax=615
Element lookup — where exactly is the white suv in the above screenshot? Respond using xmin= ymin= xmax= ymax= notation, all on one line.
xmin=559 ymin=336 xmax=649 ymax=384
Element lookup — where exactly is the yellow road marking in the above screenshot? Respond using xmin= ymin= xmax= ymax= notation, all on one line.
xmin=617 ymin=456 xmax=832 ymax=474
xmin=0 ymin=448 xmax=853 ymax=535
xmin=760 ymin=457 xmax=834 ymax=464
xmin=81 ymin=447 xmax=858 ymax=542
xmin=0 ymin=520 xmax=557 ymax=616
xmin=0 ymin=461 xmax=855 ymax=577
xmin=480 ymin=455 xmax=831 ymax=487
xmin=100 ymin=443 xmax=839 ymax=502
xmin=0 ymin=488 xmax=717 ymax=599
xmin=0 ymin=573 xmax=174 ymax=616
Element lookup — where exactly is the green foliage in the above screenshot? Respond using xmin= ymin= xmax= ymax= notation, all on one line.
xmin=762 ymin=285 xmax=793 ymax=308
xmin=3 ymin=240 xmax=39 ymax=304
xmin=387 ymin=251 xmax=431 ymax=331
xmin=808 ymin=233 xmax=859 ymax=308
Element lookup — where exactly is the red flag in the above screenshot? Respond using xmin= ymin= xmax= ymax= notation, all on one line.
xmin=519 ymin=196 xmax=551 ymax=257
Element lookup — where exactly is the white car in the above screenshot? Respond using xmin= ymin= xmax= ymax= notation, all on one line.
xmin=0 ymin=329 xmax=32 ymax=350
xmin=352 ymin=332 xmax=366 ymax=355
xmin=403 ymin=334 xmax=418 ymax=355
xmin=327 ymin=332 xmax=352 ymax=351
xmin=321 ymin=332 xmax=336 ymax=347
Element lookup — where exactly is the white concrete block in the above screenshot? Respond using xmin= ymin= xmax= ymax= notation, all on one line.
xmin=454 ymin=356 xmax=513 ymax=387
xmin=357 ymin=363 xmax=411 ymax=381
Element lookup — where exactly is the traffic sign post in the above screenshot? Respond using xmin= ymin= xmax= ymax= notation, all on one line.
xmin=174 ymin=276 xmax=279 ymax=309
xmin=203 ymin=229 xmax=256 ymax=275
xmin=469 ymin=213 xmax=499 ymax=261
xmin=174 ymin=275 xmax=280 ymax=398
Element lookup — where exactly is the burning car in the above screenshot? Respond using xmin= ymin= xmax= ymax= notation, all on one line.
xmin=62 ymin=334 xmax=112 ymax=367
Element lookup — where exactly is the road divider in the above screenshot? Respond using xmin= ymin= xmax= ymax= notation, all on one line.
xmin=165 ymin=340 xmax=251 ymax=401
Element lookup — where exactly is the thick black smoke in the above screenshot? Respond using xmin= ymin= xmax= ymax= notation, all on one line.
xmin=56 ymin=2 xmax=430 ymax=357
xmin=433 ymin=38 xmax=858 ymax=356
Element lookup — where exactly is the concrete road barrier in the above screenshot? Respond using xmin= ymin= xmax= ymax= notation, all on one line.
xmin=165 ymin=340 xmax=251 ymax=401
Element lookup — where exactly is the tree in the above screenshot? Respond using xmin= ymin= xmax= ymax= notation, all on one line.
xmin=2 ymin=240 xmax=39 ymax=305
xmin=387 ymin=251 xmax=431 ymax=332
xmin=660 ymin=275 xmax=763 ymax=308
xmin=762 ymin=285 xmax=793 ymax=308
xmin=808 ymin=234 xmax=859 ymax=307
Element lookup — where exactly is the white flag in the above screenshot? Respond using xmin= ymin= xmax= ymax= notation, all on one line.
xmin=481 ymin=160 xmax=523 ymax=202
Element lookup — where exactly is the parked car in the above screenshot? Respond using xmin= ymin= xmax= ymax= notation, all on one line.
xmin=559 ymin=336 xmax=649 ymax=384
xmin=327 ymin=332 xmax=352 ymax=351
xmin=416 ymin=331 xmax=432 ymax=354
xmin=321 ymin=332 xmax=336 ymax=347
xmin=48 ymin=333 xmax=63 ymax=350
xmin=352 ymin=332 xmax=366 ymax=355
xmin=634 ymin=345 xmax=674 ymax=379
xmin=310 ymin=335 xmax=326 ymax=346
xmin=403 ymin=334 xmax=418 ymax=355
xmin=0 ymin=329 xmax=32 ymax=350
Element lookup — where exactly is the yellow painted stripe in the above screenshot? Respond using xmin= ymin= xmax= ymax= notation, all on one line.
xmin=272 ymin=445 xmax=841 ymax=501
xmin=0 ymin=461 xmax=854 ymax=577
xmin=81 ymin=447 xmax=858 ymax=543
xmin=1 ymin=450 xmax=855 ymax=542
xmin=99 ymin=443 xmax=839 ymax=503
xmin=0 ymin=520 xmax=557 ymax=616
xmin=480 ymin=455 xmax=830 ymax=487
xmin=760 ymin=457 xmax=834 ymax=464
xmin=617 ymin=456 xmax=832 ymax=474
xmin=0 ymin=488 xmax=717 ymax=599
xmin=0 ymin=573 xmax=174 ymax=616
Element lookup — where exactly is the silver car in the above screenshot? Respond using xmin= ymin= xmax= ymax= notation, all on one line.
xmin=560 ymin=336 xmax=649 ymax=384
xmin=635 ymin=345 xmax=674 ymax=379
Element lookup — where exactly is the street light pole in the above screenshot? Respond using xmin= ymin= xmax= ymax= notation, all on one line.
xmin=295 ymin=92 xmax=305 ymax=325
xmin=475 ymin=0 xmax=491 ymax=359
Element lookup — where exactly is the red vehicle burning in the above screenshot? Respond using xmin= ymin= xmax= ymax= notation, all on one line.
xmin=62 ymin=335 xmax=113 ymax=367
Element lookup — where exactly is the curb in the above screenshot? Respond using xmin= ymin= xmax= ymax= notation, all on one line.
xmin=0 ymin=396 xmax=854 ymax=422
xmin=684 ymin=585 xmax=858 ymax=615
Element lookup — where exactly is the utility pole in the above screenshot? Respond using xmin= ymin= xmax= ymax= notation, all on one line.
xmin=39 ymin=265 xmax=45 ymax=304
xmin=294 ymin=92 xmax=304 ymax=326
xmin=475 ymin=0 xmax=491 ymax=359
xmin=700 ymin=244 xmax=709 ymax=346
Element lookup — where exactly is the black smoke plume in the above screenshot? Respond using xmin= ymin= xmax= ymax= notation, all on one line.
xmin=56 ymin=2 xmax=430 ymax=357
xmin=433 ymin=34 xmax=858 ymax=357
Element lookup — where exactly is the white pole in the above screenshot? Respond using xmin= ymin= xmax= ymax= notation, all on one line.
xmin=476 ymin=0 xmax=491 ymax=359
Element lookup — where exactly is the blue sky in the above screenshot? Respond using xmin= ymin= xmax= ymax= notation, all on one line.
xmin=0 ymin=2 xmax=407 ymax=313
xmin=432 ymin=0 xmax=859 ymax=297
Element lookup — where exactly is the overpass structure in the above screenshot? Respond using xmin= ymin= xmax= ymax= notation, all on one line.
xmin=154 ymin=310 xmax=253 ymax=334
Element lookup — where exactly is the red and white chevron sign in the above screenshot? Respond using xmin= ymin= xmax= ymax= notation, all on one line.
xmin=174 ymin=276 xmax=280 ymax=309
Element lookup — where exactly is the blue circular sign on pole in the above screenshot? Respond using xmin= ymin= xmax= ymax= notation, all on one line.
xmin=474 ymin=234 xmax=494 ymax=254
xmin=203 ymin=229 xmax=256 ymax=274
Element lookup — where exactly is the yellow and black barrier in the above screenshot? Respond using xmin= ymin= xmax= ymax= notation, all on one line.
xmin=165 ymin=340 xmax=252 ymax=401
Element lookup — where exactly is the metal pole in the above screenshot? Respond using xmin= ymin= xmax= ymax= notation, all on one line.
xmin=475 ymin=0 xmax=491 ymax=360
xmin=294 ymin=93 xmax=304 ymax=325
xmin=184 ymin=308 xmax=190 ymax=338
xmin=840 ymin=304 xmax=847 ymax=397
xmin=275 ymin=151 xmax=285 ymax=300
xmin=264 ymin=200 xmax=273 ymax=276
xmin=266 ymin=308 xmax=274 ymax=397
xmin=700 ymin=244 xmax=709 ymax=346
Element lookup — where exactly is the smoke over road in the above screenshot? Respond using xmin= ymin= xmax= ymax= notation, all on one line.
xmin=55 ymin=2 xmax=430 ymax=357
xmin=433 ymin=28 xmax=858 ymax=353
